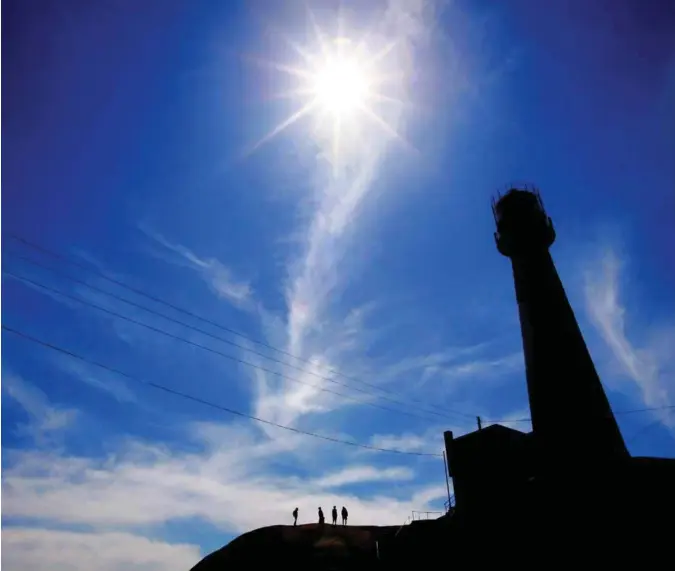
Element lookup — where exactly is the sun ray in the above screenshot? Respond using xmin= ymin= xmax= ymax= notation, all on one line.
xmin=358 ymin=104 xmax=415 ymax=152
xmin=284 ymin=37 xmax=322 ymax=67
xmin=266 ymin=88 xmax=316 ymax=102
xmin=331 ymin=116 xmax=342 ymax=174
xmin=242 ymin=54 xmax=314 ymax=81
xmin=352 ymin=30 xmax=373 ymax=58
xmin=368 ymin=70 xmax=408 ymax=87
xmin=244 ymin=100 xmax=317 ymax=157
xmin=336 ymin=4 xmax=345 ymax=51
xmin=369 ymin=92 xmax=407 ymax=107
xmin=365 ymin=40 xmax=398 ymax=70
xmin=306 ymin=7 xmax=330 ymax=61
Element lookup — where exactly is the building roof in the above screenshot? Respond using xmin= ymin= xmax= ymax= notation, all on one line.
xmin=453 ymin=423 xmax=530 ymax=443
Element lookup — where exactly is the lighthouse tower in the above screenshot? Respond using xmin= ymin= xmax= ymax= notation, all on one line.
xmin=492 ymin=188 xmax=628 ymax=467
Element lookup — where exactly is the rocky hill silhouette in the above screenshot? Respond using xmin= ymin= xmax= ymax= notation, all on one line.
xmin=189 ymin=518 xmax=449 ymax=571
xmin=190 ymin=524 xmax=392 ymax=571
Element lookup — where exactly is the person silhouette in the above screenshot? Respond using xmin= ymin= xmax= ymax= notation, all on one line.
xmin=332 ymin=506 xmax=338 ymax=526
xmin=341 ymin=506 xmax=348 ymax=525
xmin=318 ymin=507 xmax=325 ymax=525
xmin=293 ymin=507 xmax=298 ymax=526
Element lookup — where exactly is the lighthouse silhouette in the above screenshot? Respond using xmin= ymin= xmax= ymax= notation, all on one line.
xmin=492 ymin=188 xmax=628 ymax=468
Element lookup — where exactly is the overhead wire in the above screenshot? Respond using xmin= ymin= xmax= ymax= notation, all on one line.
xmin=9 ymin=234 xmax=669 ymax=431
xmin=615 ymin=405 xmax=675 ymax=416
xmin=4 ymin=269 xmax=460 ymax=423
xmin=1 ymin=324 xmax=443 ymax=457
xmin=486 ymin=405 xmax=675 ymax=427
xmin=5 ymin=233 xmax=474 ymax=418
xmin=4 ymin=250 xmax=474 ymax=421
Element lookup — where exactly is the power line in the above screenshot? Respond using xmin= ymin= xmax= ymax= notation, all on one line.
xmin=486 ymin=405 xmax=675 ymax=427
xmin=5 ymin=251 xmax=470 ymax=422
xmin=13 ymin=235 xmax=668 ymax=426
xmin=5 ymin=233 xmax=472 ymax=418
xmin=1 ymin=324 xmax=442 ymax=457
xmin=4 ymin=270 xmax=455 ymax=422
xmin=615 ymin=405 xmax=675 ymax=416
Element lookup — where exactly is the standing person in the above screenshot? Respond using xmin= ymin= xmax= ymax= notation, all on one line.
xmin=318 ymin=507 xmax=325 ymax=525
xmin=293 ymin=507 xmax=298 ymax=526
xmin=341 ymin=506 xmax=348 ymax=526
xmin=331 ymin=506 xmax=338 ymax=526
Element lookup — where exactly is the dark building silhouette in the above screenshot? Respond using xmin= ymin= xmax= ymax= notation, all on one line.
xmin=444 ymin=425 xmax=533 ymax=518
xmin=444 ymin=187 xmax=635 ymax=520
xmin=438 ymin=187 xmax=675 ymax=564
xmin=491 ymin=188 xmax=628 ymax=466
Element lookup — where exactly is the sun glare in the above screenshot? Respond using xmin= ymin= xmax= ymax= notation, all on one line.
xmin=247 ymin=18 xmax=409 ymax=166
xmin=311 ymin=55 xmax=371 ymax=118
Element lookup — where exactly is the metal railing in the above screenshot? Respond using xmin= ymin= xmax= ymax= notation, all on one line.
xmin=411 ymin=510 xmax=444 ymax=521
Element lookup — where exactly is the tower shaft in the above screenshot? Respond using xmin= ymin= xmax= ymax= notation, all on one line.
xmin=510 ymin=250 xmax=628 ymax=461
xmin=493 ymin=189 xmax=628 ymax=467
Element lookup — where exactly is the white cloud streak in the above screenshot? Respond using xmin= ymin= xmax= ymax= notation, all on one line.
xmin=1 ymin=528 xmax=201 ymax=571
xmin=2 ymin=373 xmax=78 ymax=442
xmin=2 ymin=421 xmax=446 ymax=534
xmin=139 ymin=227 xmax=253 ymax=308
xmin=0 ymin=377 xmax=450 ymax=569
xmin=366 ymin=419 xmax=477 ymax=455
xmin=584 ymin=247 xmax=675 ymax=429
xmin=369 ymin=432 xmax=438 ymax=454
xmin=314 ymin=465 xmax=415 ymax=488
xmin=55 ymin=357 xmax=137 ymax=403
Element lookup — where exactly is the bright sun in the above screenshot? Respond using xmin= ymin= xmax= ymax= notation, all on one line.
xmin=310 ymin=54 xmax=371 ymax=118
xmin=247 ymin=21 xmax=408 ymax=167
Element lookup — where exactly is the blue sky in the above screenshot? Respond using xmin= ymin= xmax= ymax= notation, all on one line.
xmin=2 ymin=0 xmax=674 ymax=569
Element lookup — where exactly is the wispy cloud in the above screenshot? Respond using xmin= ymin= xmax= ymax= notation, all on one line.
xmin=2 ymin=374 xmax=78 ymax=443
xmin=54 ymin=357 xmax=137 ymax=403
xmin=2 ymin=420 xmax=446 ymax=535
xmin=366 ymin=421 xmax=472 ymax=455
xmin=315 ymin=466 xmax=415 ymax=488
xmin=1 ymin=376 xmax=457 ymax=561
xmin=436 ymin=353 xmax=523 ymax=380
xmin=389 ymin=349 xmax=524 ymax=391
xmin=584 ymin=247 xmax=675 ymax=429
xmin=369 ymin=431 xmax=441 ymax=454
xmin=376 ymin=346 xmax=488 ymax=382
xmin=284 ymin=0 xmax=435 ymax=350
xmin=1 ymin=528 xmax=200 ymax=571
xmin=139 ymin=226 xmax=253 ymax=308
